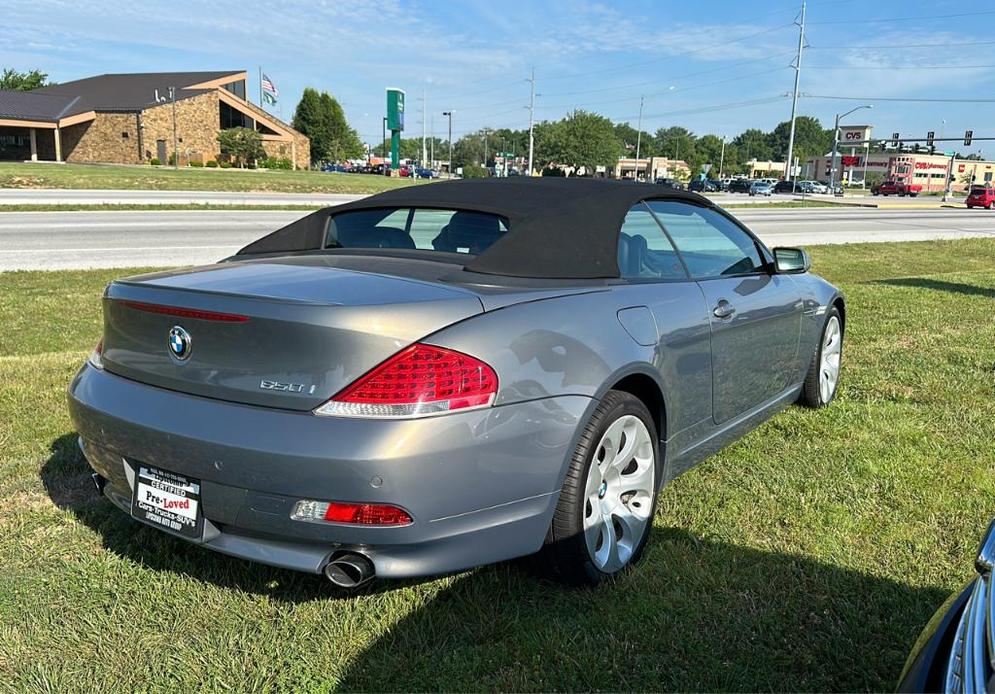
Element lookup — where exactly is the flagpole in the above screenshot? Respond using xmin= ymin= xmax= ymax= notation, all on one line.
xmin=258 ymin=66 xmax=263 ymax=110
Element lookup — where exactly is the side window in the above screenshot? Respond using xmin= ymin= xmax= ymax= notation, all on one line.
xmin=645 ymin=201 xmax=764 ymax=279
xmin=617 ymin=204 xmax=687 ymax=280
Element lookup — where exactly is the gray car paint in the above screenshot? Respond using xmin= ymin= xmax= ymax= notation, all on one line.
xmin=68 ymin=213 xmax=843 ymax=581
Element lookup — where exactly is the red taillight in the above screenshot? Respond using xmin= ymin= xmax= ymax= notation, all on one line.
xmin=87 ymin=338 xmax=104 ymax=369
xmin=119 ymin=300 xmax=250 ymax=323
xmin=290 ymin=500 xmax=412 ymax=526
xmin=314 ymin=343 xmax=498 ymax=418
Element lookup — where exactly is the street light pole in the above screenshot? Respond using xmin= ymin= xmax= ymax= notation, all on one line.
xmin=634 ymin=95 xmax=644 ymax=181
xmin=442 ymin=111 xmax=453 ymax=178
xmin=719 ymin=135 xmax=726 ymax=179
xmin=526 ymin=66 xmax=536 ymax=176
xmin=829 ymin=104 xmax=872 ymax=191
xmin=169 ymin=86 xmax=178 ymax=169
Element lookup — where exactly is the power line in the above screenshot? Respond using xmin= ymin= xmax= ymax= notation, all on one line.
xmin=807 ymin=9 xmax=995 ymax=24
xmin=621 ymin=95 xmax=788 ymax=121
xmin=806 ymin=40 xmax=995 ymax=50
xmin=803 ymin=93 xmax=995 ymax=103
xmin=806 ymin=64 xmax=995 ymax=70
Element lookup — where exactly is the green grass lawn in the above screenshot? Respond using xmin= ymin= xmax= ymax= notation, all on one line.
xmin=2 ymin=239 xmax=995 ymax=691
xmin=0 ymin=162 xmax=420 ymax=194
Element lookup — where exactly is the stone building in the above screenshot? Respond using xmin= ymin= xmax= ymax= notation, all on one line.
xmin=0 ymin=71 xmax=309 ymax=169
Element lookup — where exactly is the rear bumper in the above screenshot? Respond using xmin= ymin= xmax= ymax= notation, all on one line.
xmin=68 ymin=364 xmax=591 ymax=578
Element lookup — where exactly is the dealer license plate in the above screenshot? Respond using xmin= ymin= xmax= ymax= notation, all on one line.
xmin=131 ymin=465 xmax=203 ymax=539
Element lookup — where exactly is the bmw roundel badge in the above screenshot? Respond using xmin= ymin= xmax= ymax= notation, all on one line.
xmin=167 ymin=325 xmax=192 ymax=361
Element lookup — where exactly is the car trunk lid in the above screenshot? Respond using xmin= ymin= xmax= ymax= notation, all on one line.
xmin=100 ymin=261 xmax=484 ymax=411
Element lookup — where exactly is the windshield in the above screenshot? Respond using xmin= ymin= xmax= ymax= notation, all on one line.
xmin=970 ymin=186 xmax=988 ymax=195
xmin=324 ymin=208 xmax=509 ymax=254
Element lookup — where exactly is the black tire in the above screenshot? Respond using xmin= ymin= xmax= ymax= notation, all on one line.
xmin=799 ymin=306 xmax=843 ymax=408
xmin=538 ymin=390 xmax=660 ymax=586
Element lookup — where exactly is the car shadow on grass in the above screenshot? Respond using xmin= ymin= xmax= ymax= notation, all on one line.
xmin=43 ymin=432 xmax=951 ymax=690
xmin=875 ymin=276 xmax=995 ymax=299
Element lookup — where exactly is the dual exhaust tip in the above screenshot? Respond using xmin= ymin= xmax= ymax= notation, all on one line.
xmin=323 ymin=552 xmax=375 ymax=589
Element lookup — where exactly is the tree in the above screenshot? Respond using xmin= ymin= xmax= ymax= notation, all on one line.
xmin=614 ymin=122 xmax=655 ymax=157
xmin=538 ymin=110 xmax=621 ymax=172
xmin=0 ymin=68 xmax=51 ymax=91
xmin=694 ymin=134 xmax=726 ymax=176
xmin=768 ymin=116 xmax=832 ymax=164
xmin=217 ymin=127 xmax=264 ymax=168
xmin=319 ymin=91 xmax=364 ymax=161
xmin=292 ymin=87 xmax=362 ymax=165
xmin=732 ymin=128 xmax=774 ymax=163
xmin=655 ymin=127 xmax=696 ymax=162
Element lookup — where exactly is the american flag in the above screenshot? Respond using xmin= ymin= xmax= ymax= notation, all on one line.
xmin=261 ymin=74 xmax=278 ymax=105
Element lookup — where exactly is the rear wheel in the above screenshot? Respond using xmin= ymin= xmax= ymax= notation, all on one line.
xmin=540 ymin=390 xmax=658 ymax=586
xmin=799 ymin=308 xmax=843 ymax=408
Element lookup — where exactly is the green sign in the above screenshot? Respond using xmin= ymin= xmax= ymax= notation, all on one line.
xmin=386 ymin=88 xmax=405 ymax=132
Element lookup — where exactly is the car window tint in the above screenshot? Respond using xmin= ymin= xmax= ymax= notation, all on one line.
xmin=645 ymin=200 xmax=763 ymax=279
xmin=325 ymin=208 xmax=507 ymax=254
xmin=616 ymin=205 xmax=687 ymax=280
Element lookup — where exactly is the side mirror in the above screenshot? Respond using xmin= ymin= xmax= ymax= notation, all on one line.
xmin=773 ymin=247 xmax=811 ymax=274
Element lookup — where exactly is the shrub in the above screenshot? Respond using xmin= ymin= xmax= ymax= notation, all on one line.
xmin=462 ymin=163 xmax=488 ymax=178
xmin=219 ymin=161 xmax=232 ymax=169
xmin=149 ymin=157 xmax=160 ymax=166
xmin=189 ymin=160 xmax=204 ymax=168
xmin=264 ymin=157 xmax=293 ymax=170
xmin=204 ymin=160 xmax=218 ymax=168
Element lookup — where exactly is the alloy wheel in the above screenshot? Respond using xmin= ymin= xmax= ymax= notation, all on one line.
xmin=582 ymin=415 xmax=655 ymax=572
xmin=820 ymin=315 xmax=842 ymax=403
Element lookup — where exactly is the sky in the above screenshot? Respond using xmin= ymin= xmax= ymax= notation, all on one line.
xmin=3 ymin=0 xmax=995 ymax=158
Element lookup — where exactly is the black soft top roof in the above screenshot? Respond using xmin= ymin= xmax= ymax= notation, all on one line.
xmin=236 ymin=177 xmax=715 ymax=279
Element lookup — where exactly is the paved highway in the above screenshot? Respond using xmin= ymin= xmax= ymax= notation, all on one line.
xmin=1 ymin=207 xmax=993 ymax=271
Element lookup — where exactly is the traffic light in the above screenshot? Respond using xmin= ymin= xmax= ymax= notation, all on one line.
xmin=964 ymin=130 xmax=973 ymax=147
xmin=926 ymin=131 xmax=935 ymax=147
xmin=891 ymin=132 xmax=900 ymax=146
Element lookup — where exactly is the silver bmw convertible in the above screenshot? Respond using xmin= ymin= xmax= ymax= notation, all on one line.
xmin=68 ymin=178 xmax=844 ymax=588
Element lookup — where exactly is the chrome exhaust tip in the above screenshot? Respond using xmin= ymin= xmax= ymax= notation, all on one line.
xmin=323 ymin=552 xmax=375 ymax=589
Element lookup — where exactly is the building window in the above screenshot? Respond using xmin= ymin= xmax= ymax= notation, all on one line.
xmin=121 ymin=132 xmax=129 ymax=139
xmin=222 ymin=80 xmax=246 ymax=100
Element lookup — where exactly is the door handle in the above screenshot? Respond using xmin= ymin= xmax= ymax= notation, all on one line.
xmin=713 ymin=300 xmax=736 ymax=319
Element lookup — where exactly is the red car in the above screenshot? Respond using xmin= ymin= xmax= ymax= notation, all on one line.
xmin=871 ymin=180 xmax=922 ymax=197
xmin=965 ymin=185 xmax=995 ymax=209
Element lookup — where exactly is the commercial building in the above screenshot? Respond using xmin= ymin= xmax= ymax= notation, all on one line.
xmin=745 ymin=159 xmax=786 ymax=178
xmin=807 ymin=150 xmax=995 ymax=193
xmin=615 ymin=156 xmax=691 ymax=181
xmin=0 ymin=71 xmax=309 ymax=168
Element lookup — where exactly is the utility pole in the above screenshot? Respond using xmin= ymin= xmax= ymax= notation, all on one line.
xmin=482 ymin=127 xmax=491 ymax=167
xmin=785 ymin=0 xmax=806 ymax=191
xmin=634 ymin=95 xmax=644 ymax=181
xmin=169 ymin=86 xmax=178 ymax=169
xmin=527 ymin=66 xmax=536 ymax=176
xmin=443 ymin=111 xmax=453 ymax=177
xmin=719 ymin=135 xmax=726 ymax=179
xmin=430 ymin=114 xmax=435 ymax=167
xmin=421 ymin=88 xmax=427 ymax=166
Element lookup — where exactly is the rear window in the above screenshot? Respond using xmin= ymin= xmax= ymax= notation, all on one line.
xmin=324 ymin=208 xmax=509 ymax=254
xmin=969 ymin=186 xmax=989 ymax=195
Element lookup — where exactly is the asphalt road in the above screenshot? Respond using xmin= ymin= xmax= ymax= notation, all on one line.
xmin=1 ymin=207 xmax=993 ymax=271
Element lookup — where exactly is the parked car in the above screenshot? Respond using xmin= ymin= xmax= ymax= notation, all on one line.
xmin=655 ymin=177 xmax=685 ymax=190
xmin=413 ymin=167 xmax=439 ymax=179
xmin=688 ymin=179 xmax=719 ymax=193
xmin=898 ymin=518 xmax=995 ymax=692
xmin=749 ymin=181 xmax=773 ymax=197
xmin=965 ymin=185 xmax=995 ymax=209
xmin=68 ymin=179 xmax=844 ymax=589
xmin=728 ymin=178 xmax=753 ymax=194
xmin=773 ymin=180 xmax=797 ymax=194
xmin=871 ymin=179 xmax=921 ymax=197
xmin=322 ymin=164 xmax=348 ymax=173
